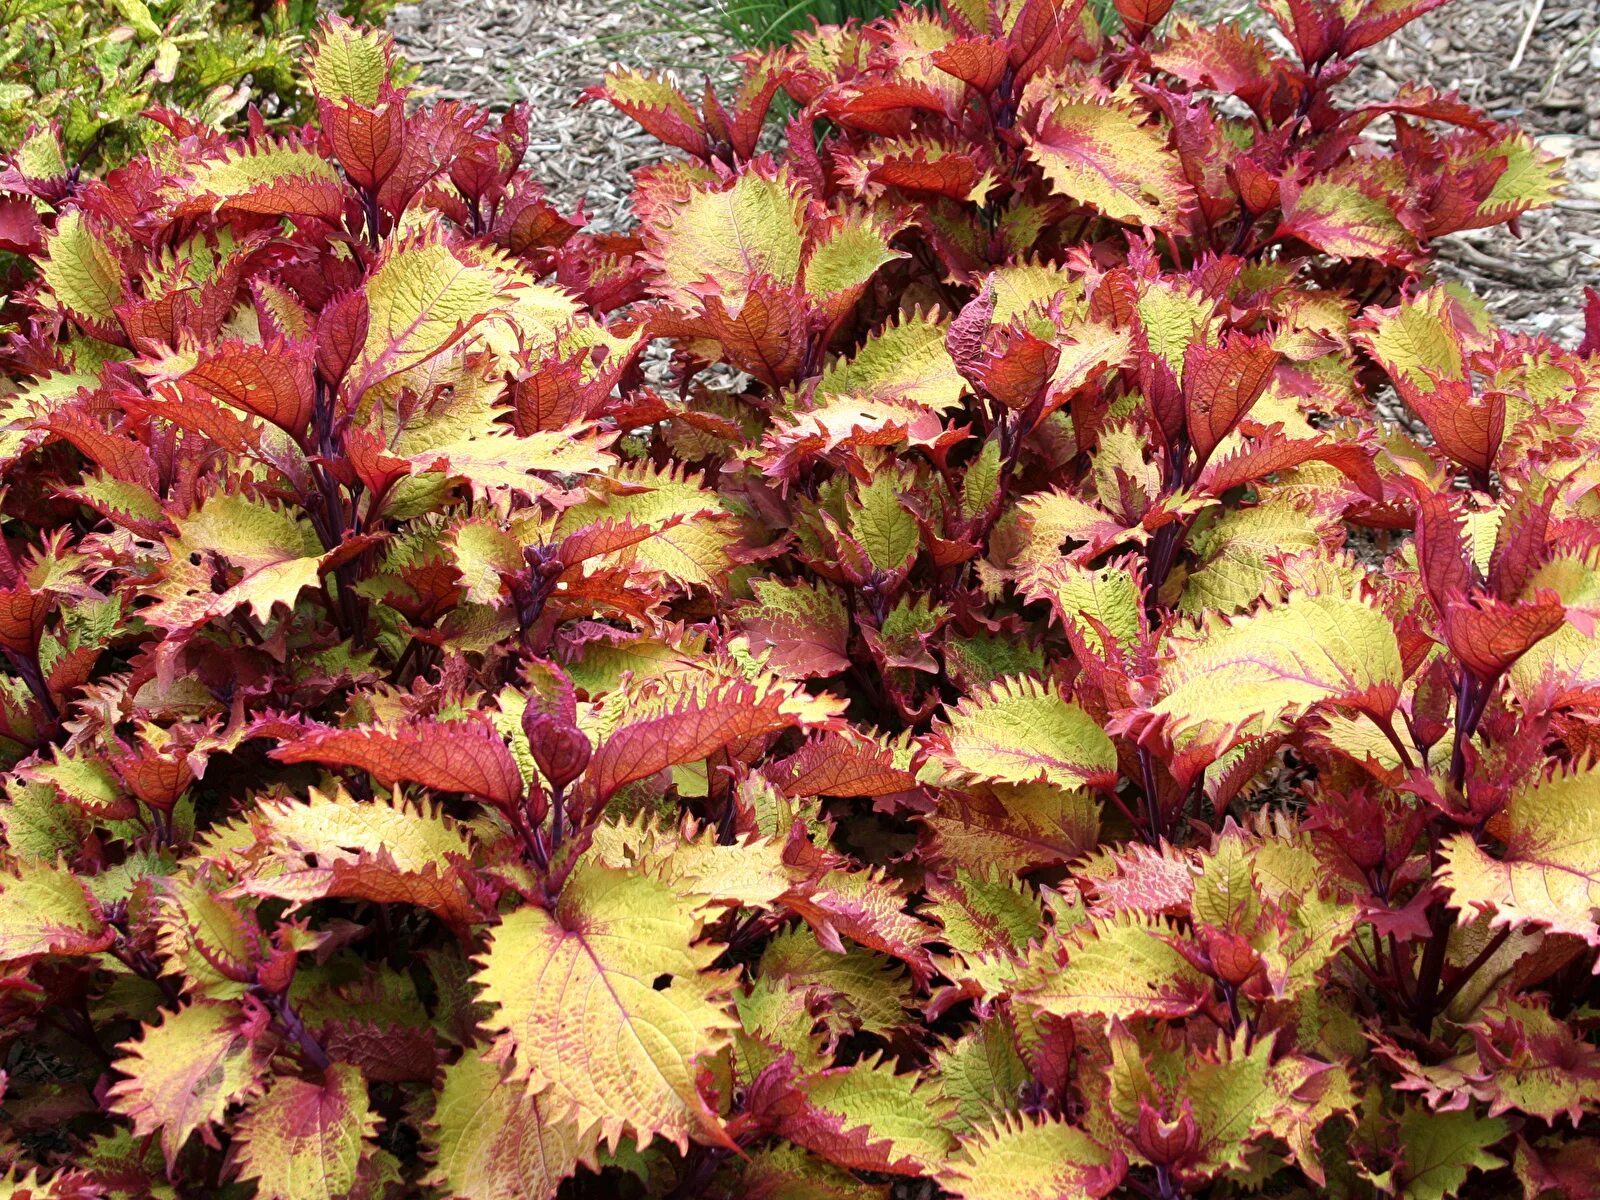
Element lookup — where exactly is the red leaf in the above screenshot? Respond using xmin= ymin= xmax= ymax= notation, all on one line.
xmin=270 ymin=716 xmax=524 ymax=809
xmin=492 ymin=188 xmax=582 ymax=256
xmin=1577 ymin=286 xmax=1599 ymax=359
xmin=584 ymin=679 xmax=837 ymax=806
xmin=0 ymin=196 xmax=43 ymax=255
xmin=182 ymin=339 xmax=317 ymax=441
xmin=766 ymin=733 xmax=921 ymax=798
xmin=1394 ymin=370 xmax=1505 ymax=477
xmin=1182 ymin=332 xmax=1280 ymax=467
xmin=932 ymin=37 xmax=1009 ymax=93
xmin=320 ymin=98 xmax=406 ymax=192
xmin=1199 ymin=428 xmax=1383 ymax=498
xmin=1441 ymin=592 xmax=1566 ymax=682
xmin=1116 ymin=0 xmax=1177 ymax=41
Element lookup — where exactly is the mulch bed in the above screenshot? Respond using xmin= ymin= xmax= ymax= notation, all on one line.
xmin=388 ymin=0 xmax=732 ymax=231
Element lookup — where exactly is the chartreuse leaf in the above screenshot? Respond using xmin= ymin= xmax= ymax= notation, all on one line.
xmin=1509 ymin=545 xmax=1600 ymax=707
xmin=1356 ymin=287 xmax=1469 ymax=385
xmin=759 ymin=926 xmax=914 ymax=1037
xmin=1019 ymin=913 xmax=1206 ymax=1022
xmin=1479 ymin=132 xmax=1562 ymax=224
xmin=851 ymin=473 xmax=920 ymax=575
xmin=306 ymin=19 xmax=393 ymax=105
xmin=232 ymin=1064 xmax=378 ymax=1200
xmin=931 ymin=1018 xmax=1031 ymax=1132
xmin=814 ymin=312 xmax=965 ymax=411
xmin=925 ymin=869 xmax=1046 ymax=960
xmin=588 ymin=814 xmax=798 ymax=909
xmin=107 ymin=1002 xmax=266 ymax=1171
xmin=246 ymin=787 xmax=476 ymax=871
xmin=1469 ymin=996 xmax=1600 ymax=1123
xmin=168 ymin=139 xmax=345 ymax=221
xmin=1393 ymin=1106 xmax=1507 ymax=1200
xmin=149 ymin=492 xmax=328 ymax=634
xmin=40 ymin=210 xmax=125 ymax=332
xmin=0 ymin=856 xmax=111 ymax=961
xmin=475 ymin=856 xmax=739 ymax=1152
xmin=1439 ymin=760 xmax=1600 ymax=948
xmin=427 ymin=1048 xmax=597 ymax=1200
xmin=351 ymin=231 xmax=517 ymax=396
xmin=1023 ymin=88 xmax=1193 ymax=229
xmin=783 ymin=1056 xmax=957 ymax=1176
xmin=1182 ymin=502 xmax=1334 ymax=615
xmin=931 ymin=675 xmax=1117 ymax=792
xmin=646 ymin=165 xmax=806 ymax=309
xmin=1016 ymin=559 xmax=1143 ymax=652
xmin=938 ymin=1115 xmax=1124 ymax=1200
xmin=1279 ymin=175 xmax=1417 ymax=263
xmin=802 ymin=210 xmax=905 ymax=303
xmin=1149 ymin=590 xmax=1402 ymax=784
xmin=1137 ymin=278 xmax=1220 ymax=374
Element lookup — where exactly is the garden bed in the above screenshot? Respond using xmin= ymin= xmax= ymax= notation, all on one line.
xmin=390 ymin=0 xmax=1599 ymax=337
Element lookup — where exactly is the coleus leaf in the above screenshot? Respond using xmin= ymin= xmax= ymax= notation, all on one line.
xmin=937 ymin=1114 xmax=1126 ymax=1200
xmin=787 ymin=865 xmax=939 ymax=985
xmin=1022 ymin=85 xmax=1194 ymax=229
xmin=1108 ymin=1023 xmax=1345 ymax=1185
xmin=1391 ymin=1105 xmax=1507 ymax=1200
xmin=588 ymin=814 xmax=799 ymax=910
xmin=1277 ymin=173 xmax=1418 ymax=264
xmin=106 ymin=1002 xmax=267 ymax=1171
xmin=736 ymin=578 xmax=851 ymax=679
xmin=1439 ymin=759 xmax=1600 ymax=950
xmin=270 ymin=716 xmax=523 ymax=810
xmin=347 ymin=231 xmax=517 ymax=398
xmin=766 ymin=732 xmax=922 ymax=799
xmin=166 ymin=138 xmax=346 ymax=221
xmin=306 ymin=18 xmax=394 ymax=106
xmin=644 ymin=163 xmax=805 ymax=310
xmin=1182 ymin=332 xmax=1280 ymax=468
xmin=180 ymin=339 xmax=317 ymax=443
xmin=770 ymin=1055 xmax=958 ymax=1177
xmin=1136 ymin=589 xmax=1404 ymax=787
xmin=426 ymin=1048 xmax=597 ymax=1200
xmin=1391 ymin=370 xmax=1505 ymax=477
xmin=38 ymin=210 xmax=126 ymax=338
xmin=474 ymin=855 xmax=739 ymax=1152
xmin=230 ymin=1063 xmax=379 ymax=1200
xmin=583 ymin=68 xmax=710 ymax=159
xmin=583 ymin=675 xmax=844 ymax=807
xmin=0 ymin=856 xmax=113 ymax=962
xmin=1018 ymin=912 xmax=1208 ymax=1021
xmin=928 ymin=675 xmax=1119 ymax=793
xmin=147 ymin=492 xmax=348 ymax=636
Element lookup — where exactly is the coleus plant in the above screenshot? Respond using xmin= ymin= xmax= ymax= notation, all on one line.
xmin=0 ymin=0 xmax=1595 ymax=1197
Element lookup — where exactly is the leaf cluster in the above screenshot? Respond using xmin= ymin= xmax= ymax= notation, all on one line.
xmin=0 ymin=3 xmax=1597 ymax=1198
xmin=0 ymin=0 xmax=396 ymax=176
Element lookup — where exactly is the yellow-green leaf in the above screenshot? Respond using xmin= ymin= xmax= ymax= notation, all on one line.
xmin=475 ymin=858 xmax=739 ymax=1152
xmin=931 ymin=675 xmax=1117 ymax=792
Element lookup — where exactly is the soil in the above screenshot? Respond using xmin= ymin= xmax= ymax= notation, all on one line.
xmin=388 ymin=0 xmax=1599 ymax=341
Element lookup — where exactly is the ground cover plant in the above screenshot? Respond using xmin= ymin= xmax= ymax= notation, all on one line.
xmin=0 ymin=0 xmax=1597 ymax=1196
xmin=0 ymin=0 xmax=395 ymax=175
